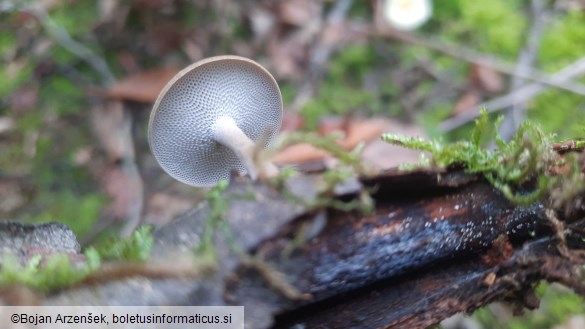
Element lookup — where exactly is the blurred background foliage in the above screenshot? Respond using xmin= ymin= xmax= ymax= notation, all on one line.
xmin=1 ymin=0 xmax=585 ymax=327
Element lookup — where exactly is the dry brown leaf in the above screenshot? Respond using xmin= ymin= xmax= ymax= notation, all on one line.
xmin=101 ymin=68 xmax=180 ymax=103
xmin=281 ymin=110 xmax=305 ymax=132
xmin=470 ymin=64 xmax=504 ymax=94
xmin=268 ymin=34 xmax=307 ymax=79
xmin=274 ymin=118 xmax=392 ymax=165
xmin=274 ymin=143 xmax=330 ymax=164
xmin=361 ymin=119 xmax=426 ymax=170
xmin=90 ymin=101 xmax=134 ymax=161
xmin=452 ymin=89 xmax=481 ymax=116
xmin=340 ymin=118 xmax=389 ymax=149
xmin=279 ymin=0 xmax=321 ymax=26
xmin=91 ymin=101 xmax=143 ymax=231
xmin=451 ymin=64 xmax=502 ymax=116
xmin=102 ymin=163 xmax=143 ymax=222
xmin=12 ymin=11 xmax=38 ymax=26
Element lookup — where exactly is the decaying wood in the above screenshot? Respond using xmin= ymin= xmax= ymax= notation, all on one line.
xmin=222 ymin=170 xmax=585 ymax=328
xmin=33 ymin=169 xmax=585 ymax=329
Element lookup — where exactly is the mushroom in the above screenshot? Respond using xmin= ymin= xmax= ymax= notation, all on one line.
xmin=383 ymin=0 xmax=432 ymax=31
xmin=148 ymin=55 xmax=283 ymax=187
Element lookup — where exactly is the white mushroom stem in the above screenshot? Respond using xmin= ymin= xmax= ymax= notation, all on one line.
xmin=212 ymin=116 xmax=278 ymax=180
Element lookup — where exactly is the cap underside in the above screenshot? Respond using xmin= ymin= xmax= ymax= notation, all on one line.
xmin=149 ymin=57 xmax=282 ymax=187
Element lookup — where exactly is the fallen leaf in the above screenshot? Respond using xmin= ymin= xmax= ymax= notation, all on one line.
xmin=278 ymin=0 xmax=321 ymax=26
xmin=274 ymin=143 xmax=330 ymax=164
xmin=91 ymin=101 xmax=144 ymax=232
xmin=102 ymin=163 xmax=143 ymax=223
xmin=274 ymin=118 xmax=394 ymax=165
xmin=451 ymin=89 xmax=481 ymax=116
xmin=361 ymin=119 xmax=426 ymax=170
xmin=281 ymin=110 xmax=305 ymax=132
xmin=100 ymin=68 xmax=180 ymax=103
xmin=90 ymin=101 xmax=134 ymax=161
xmin=470 ymin=64 xmax=504 ymax=94
xmin=268 ymin=33 xmax=307 ymax=79
xmin=340 ymin=118 xmax=390 ymax=149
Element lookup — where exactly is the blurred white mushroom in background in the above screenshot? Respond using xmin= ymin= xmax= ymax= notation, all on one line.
xmin=383 ymin=0 xmax=432 ymax=31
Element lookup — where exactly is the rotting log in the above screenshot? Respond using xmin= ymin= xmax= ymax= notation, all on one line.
xmin=222 ymin=170 xmax=585 ymax=328
xmin=35 ymin=169 xmax=585 ymax=329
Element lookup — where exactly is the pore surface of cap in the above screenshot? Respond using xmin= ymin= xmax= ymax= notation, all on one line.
xmin=149 ymin=56 xmax=283 ymax=187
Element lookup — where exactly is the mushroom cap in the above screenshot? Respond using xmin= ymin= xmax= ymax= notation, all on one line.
xmin=148 ymin=55 xmax=283 ymax=187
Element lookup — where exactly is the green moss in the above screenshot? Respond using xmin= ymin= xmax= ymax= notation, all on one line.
xmin=93 ymin=226 xmax=154 ymax=261
xmin=0 ymin=248 xmax=100 ymax=292
xmin=539 ymin=12 xmax=585 ymax=71
xmin=0 ymin=31 xmax=16 ymax=58
xmin=526 ymin=11 xmax=585 ymax=139
xmin=199 ymin=180 xmax=230 ymax=255
xmin=329 ymin=44 xmax=379 ymax=81
xmin=0 ymin=225 xmax=157 ymax=292
xmin=279 ymin=81 xmax=297 ymax=104
xmin=382 ymin=110 xmax=555 ymax=204
xmin=50 ymin=1 xmax=97 ymax=37
xmin=460 ymin=0 xmax=525 ymax=57
xmin=0 ymin=64 xmax=33 ymax=98
xmin=301 ymin=86 xmax=375 ymax=130
xmin=300 ymin=44 xmax=382 ymax=130
xmin=27 ymin=190 xmax=106 ymax=238
xmin=430 ymin=0 xmax=526 ymax=59
xmin=347 ymin=1 xmax=371 ymax=19
xmin=528 ymin=90 xmax=585 ymax=140
xmin=40 ymin=75 xmax=84 ymax=115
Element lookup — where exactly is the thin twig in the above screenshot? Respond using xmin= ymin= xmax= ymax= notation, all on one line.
xmin=292 ymin=0 xmax=353 ymax=111
xmin=354 ymin=23 xmax=585 ymax=96
xmin=498 ymin=0 xmax=547 ymax=141
xmin=28 ymin=5 xmax=116 ymax=86
xmin=440 ymin=56 xmax=585 ymax=131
